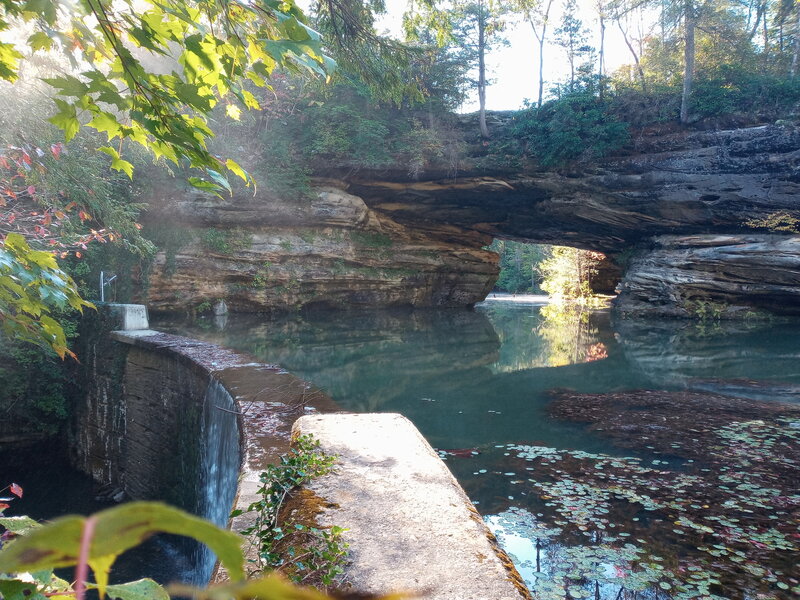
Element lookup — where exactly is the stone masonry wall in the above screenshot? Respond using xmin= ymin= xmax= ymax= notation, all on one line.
xmin=72 ymin=312 xmax=209 ymax=511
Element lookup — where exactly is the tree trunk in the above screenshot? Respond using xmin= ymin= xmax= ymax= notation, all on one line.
xmin=534 ymin=0 xmax=554 ymax=108
xmin=748 ymin=2 xmax=763 ymax=39
xmin=598 ymin=11 xmax=606 ymax=98
xmin=537 ymin=33 xmax=546 ymax=107
xmin=680 ymin=0 xmax=695 ymax=125
xmin=792 ymin=10 xmax=800 ymax=77
xmin=569 ymin=48 xmax=575 ymax=92
xmin=618 ymin=19 xmax=646 ymax=91
xmin=478 ymin=1 xmax=490 ymax=138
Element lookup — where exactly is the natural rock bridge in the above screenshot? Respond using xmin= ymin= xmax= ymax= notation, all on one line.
xmin=144 ymin=123 xmax=800 ymax=317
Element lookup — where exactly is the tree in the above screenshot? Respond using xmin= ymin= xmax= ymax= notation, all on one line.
xmin=451 ymin=0 xmax=508 ymax=138
xmin=595 ymin=0 xmax=607 ymax=96
xmin=398 ymin=10 xmax=478 ymax=121
xmin=512 ymin=0 xmax=555 ymax=107
xmin=403 ymin=0 xmax=507 ymax=137
xmin=0 ymin=0 xmax=338 ymax=191
xmin=631 ymin=0 xmax=762 ymax=122
xmin=0 ymin=109 xmax=139 ymax=358
xmin=0 ymin=233 xmax=90 ymax=359
xmin=680 ymin=0 xmax=697 ymax=123
xmin=609 ymin=0 xmax=648 ymax=91
xmin=554 ymin=0 xmax=592 ymax=92
xmin=491 ymin=239 xmax=549 ymax=293
xmin=777 ymin=0 xmax=800 ymax=76
xmin=539 ymin=246 xmax=605 ymax=300
xmin=312 ymin=0 xmax=425 ymax=105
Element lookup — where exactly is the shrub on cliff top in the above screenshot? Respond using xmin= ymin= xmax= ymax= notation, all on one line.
xmin=514 ymin=92 xmax=630 ymax=167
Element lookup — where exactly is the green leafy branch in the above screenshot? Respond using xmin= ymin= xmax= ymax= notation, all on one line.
xmin=0 ymin=0 xmax=337 ymax=194
xmin=0 ymin=232 xmax=92 ymax=358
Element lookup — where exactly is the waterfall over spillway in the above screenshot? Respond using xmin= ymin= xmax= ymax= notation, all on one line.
xmin=193 ymin=377 xmax=241 ymax=584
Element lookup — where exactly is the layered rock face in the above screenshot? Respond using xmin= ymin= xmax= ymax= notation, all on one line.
xmin=616 ymin=234 xmax=800 ymax=317
xmin=142 ymin=123 xmax=800 ymax=316
xmin=143 ymin=185 xmax=498 ymax=313
xmin=343 ymin=124 xmax=800 ymax=316
xmin=347 ymin=125 xmax=800 ymax=253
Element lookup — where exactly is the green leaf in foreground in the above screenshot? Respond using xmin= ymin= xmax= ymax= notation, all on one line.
xmin=0 ymin=502 xmax=245 ymax=588
xmin=0 ymin=578 xmax=44 ymax=600
xmin=100 ymin=579 xmax=169 ymax=600
xmin=0 ymin=516 xmax=40 ymax=535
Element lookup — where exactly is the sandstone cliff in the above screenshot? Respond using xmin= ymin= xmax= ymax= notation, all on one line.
xmin=142 ymin=122 xmax=800 ymax=317
xmin=141 ymin=185 xmax=498 ymax=313
xmin=344 ymin=124 xmax=800 ymax=317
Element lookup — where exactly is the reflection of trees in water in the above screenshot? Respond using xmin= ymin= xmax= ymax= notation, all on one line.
xmin=484 ymin=303 xmax=610 ymax=373
xmin=536 ymin=304 xmax=608 ymax=368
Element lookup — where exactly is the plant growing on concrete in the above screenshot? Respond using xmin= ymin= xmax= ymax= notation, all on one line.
xmin=237 ymin=435 xmax=348 ymax=590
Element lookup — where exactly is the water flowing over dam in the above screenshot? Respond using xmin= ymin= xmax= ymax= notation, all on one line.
xmin=194 ymin=378 xmax=240 ymax=583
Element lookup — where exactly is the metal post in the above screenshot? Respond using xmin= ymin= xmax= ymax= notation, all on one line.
xmin=100 ymin=271 xmax=117 ymax=303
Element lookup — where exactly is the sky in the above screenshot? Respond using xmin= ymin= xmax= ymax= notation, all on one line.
xmin=369 ymin=0 xmax=653 ymax=112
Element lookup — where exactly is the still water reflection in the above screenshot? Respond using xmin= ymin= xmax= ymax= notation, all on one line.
xmin=156 ymin=301 xmax=800 ymax=599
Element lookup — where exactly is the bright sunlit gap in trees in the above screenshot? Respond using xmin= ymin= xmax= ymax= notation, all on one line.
xmin=354 ymin=0 xmax=660 ymax=111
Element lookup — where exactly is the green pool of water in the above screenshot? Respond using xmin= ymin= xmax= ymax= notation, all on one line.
xmin=156 ymin=301 xmax=800 ymax=599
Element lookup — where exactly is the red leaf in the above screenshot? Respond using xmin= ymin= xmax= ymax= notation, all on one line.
xmin=9 ymin=483 xmax=22 ymax=498
xmin=0 ymin=502 xmax=9 ymax=512
xmin=21 ymin=152 xmax=31 ymax=165
xmin=27 ymin=185 xmax=35 ymax=196
xmin=51 ymin=143 xmax=62 ymax=159
xmin=0 ymin=156 xmax=8 ymax=169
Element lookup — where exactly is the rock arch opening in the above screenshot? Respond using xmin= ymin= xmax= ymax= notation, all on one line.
xmin=489 ymin=240 xmax=622 ymax=299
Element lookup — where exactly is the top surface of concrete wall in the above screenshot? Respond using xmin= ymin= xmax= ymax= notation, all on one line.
xmin=294 ymin=413 xmax=530 ymax=600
